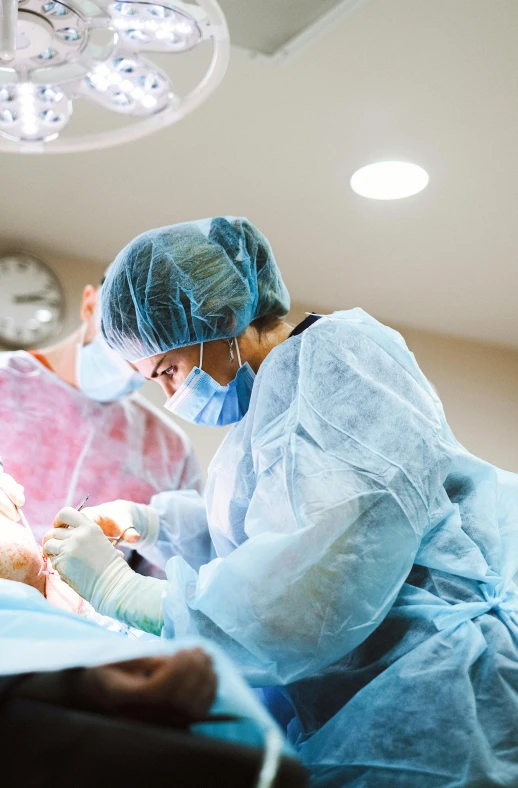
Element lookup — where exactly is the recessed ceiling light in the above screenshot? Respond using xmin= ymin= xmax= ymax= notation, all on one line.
xmin=350 ymin=161 xmax=429 ymax=200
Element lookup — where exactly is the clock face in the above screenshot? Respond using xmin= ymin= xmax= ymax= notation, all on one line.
xmin=0 ymin=254 xmax=65 ymax=349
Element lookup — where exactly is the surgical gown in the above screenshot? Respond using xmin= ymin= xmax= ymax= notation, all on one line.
xmin=142 ymin=309 xmax=518 ymax=787
xmin=0 ymin=351 xmax=202 ymax=546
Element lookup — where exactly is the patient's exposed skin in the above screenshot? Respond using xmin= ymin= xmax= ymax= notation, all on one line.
xmin=0 ymin=515 xmax=46 ymax=593
xmin=0 ymin=513 xmax=90 ymax=614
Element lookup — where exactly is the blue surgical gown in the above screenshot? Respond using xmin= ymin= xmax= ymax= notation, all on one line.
xmin=140 ymin=309 xmax=518 ymax=787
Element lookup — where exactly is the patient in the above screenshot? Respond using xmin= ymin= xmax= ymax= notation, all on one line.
xmin=0 ymin=512 xmax=97 ymax=615
xmin=0 ymin=516 xmax=45 ymax=591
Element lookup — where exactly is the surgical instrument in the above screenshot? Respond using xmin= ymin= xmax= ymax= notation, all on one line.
xmin=76 ymin=495 xmax=89 ymax=512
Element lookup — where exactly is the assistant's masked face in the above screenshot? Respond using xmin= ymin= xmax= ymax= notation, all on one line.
xmin=76 ymin=295 xmax=145 ymax=403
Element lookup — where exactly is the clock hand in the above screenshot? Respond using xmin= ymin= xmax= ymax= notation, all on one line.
xmin=13 ymin=293 xmax=57 ymax=304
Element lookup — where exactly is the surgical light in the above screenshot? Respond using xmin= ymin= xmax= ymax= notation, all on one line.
xmin=0 ymin=0 xmax=229 ymax=153
xmin=350 ymin=161 xmax=429 ymax=200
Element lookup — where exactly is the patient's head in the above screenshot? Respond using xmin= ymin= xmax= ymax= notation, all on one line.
xmin=0 ymin=514 xmax=46 ymax=595
xmin=0 ymin=513 xmax=91 ymax=614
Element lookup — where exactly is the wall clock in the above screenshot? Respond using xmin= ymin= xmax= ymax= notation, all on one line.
xmin=0 ymin=252 xmax=65 ymax=348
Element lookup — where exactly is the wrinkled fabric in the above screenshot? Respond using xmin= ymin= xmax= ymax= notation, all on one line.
xmin=101 ymin=217 xmax=290 ymax=361
xmin=146 ymin=309 xmax=518 ymax=786
xmin=0 ymin=580 xmax=289 ymax=754
xmin=143 ymin=490 xmax=214 ymax=572
xmin=0 ymin=351 xmax=202 ymax=549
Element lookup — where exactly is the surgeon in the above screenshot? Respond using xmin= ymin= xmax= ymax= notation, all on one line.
xmin=44 ymin=217 xmax=518 ymax=787
xmin=0 ymin=271 xmax=204 ymax=575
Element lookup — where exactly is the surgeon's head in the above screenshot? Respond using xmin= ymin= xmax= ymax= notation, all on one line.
xmin=75 ymin=274 xmax=145 ymax=403
xmin=100 ymin=217 xmax=292 ymax=426
xmin=0 ymin=515 xmax=46 ymax=595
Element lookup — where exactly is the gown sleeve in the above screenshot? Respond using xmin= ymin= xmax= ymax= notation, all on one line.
xmin=161 ymin=311 xmax=453 ymax=685
xmin=137 ymin=489 xmax=212 ymax=573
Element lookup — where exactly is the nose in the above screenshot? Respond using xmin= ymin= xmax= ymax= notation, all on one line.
xmin=156 ymin=376 xmax=176 ymax=399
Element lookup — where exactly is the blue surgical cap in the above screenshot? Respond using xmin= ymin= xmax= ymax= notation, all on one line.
xmin=101 ymin=217 xmax=291 ymax=361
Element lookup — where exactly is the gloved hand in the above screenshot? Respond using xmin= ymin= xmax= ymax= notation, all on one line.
xmin=0 ymin=471 xmax=25 ymax=522
xmin=80 ymin=499 xmax=160 ymax=548
xmin=43 ymin=507 xmax=167 ymax=635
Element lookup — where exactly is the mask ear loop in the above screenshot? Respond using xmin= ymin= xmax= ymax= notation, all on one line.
xmin=234 ymin=338 xmax=242 ymax=368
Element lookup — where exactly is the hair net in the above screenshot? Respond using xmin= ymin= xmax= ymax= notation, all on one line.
xmin=101 ymin=217 xmax=290 ymax=361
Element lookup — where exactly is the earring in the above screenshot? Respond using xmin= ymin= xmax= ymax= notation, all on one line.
xmin=228 ymin=339 xmax=235 ymax=363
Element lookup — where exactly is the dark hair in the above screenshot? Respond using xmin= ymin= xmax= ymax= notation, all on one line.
xmin=250 ymin=314 xmax=284 ymax=340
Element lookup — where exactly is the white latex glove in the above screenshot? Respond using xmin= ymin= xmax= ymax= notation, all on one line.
xmin=80 ymin=500 xmax=160 ymax=548
xmin=43 ymin=507 xmax=167 ymax=635
xmin=0 ymin=471 xmax=25 ymax=522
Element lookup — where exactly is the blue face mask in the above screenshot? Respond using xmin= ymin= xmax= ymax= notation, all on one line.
xmin=164 ymin=340 xmax=255 ymax=427
xmin=76 ymin=329 xmax=146 ymax=403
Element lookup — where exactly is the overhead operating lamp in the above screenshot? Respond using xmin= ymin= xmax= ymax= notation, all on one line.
xmin=0 ymin=0 xmax=228 ymax=152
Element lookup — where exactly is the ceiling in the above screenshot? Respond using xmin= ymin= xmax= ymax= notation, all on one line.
xmin=1 ymin=0 xmax=518 ymax=347
xmin=218 ymin=0 xmax=365 ymax=56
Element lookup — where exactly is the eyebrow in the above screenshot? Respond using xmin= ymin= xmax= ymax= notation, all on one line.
xmin=151 ymin=352 xmax=169 ymax=379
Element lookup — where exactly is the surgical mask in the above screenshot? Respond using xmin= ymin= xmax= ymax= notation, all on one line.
xmin=164 ymin=339 xmax=255 ymax=426
xmin=76 ymin=325 xmax=145 ymax=403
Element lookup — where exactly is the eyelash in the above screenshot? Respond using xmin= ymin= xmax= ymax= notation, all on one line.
xmin=161 ymin=365 xmax=176 ymax=378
